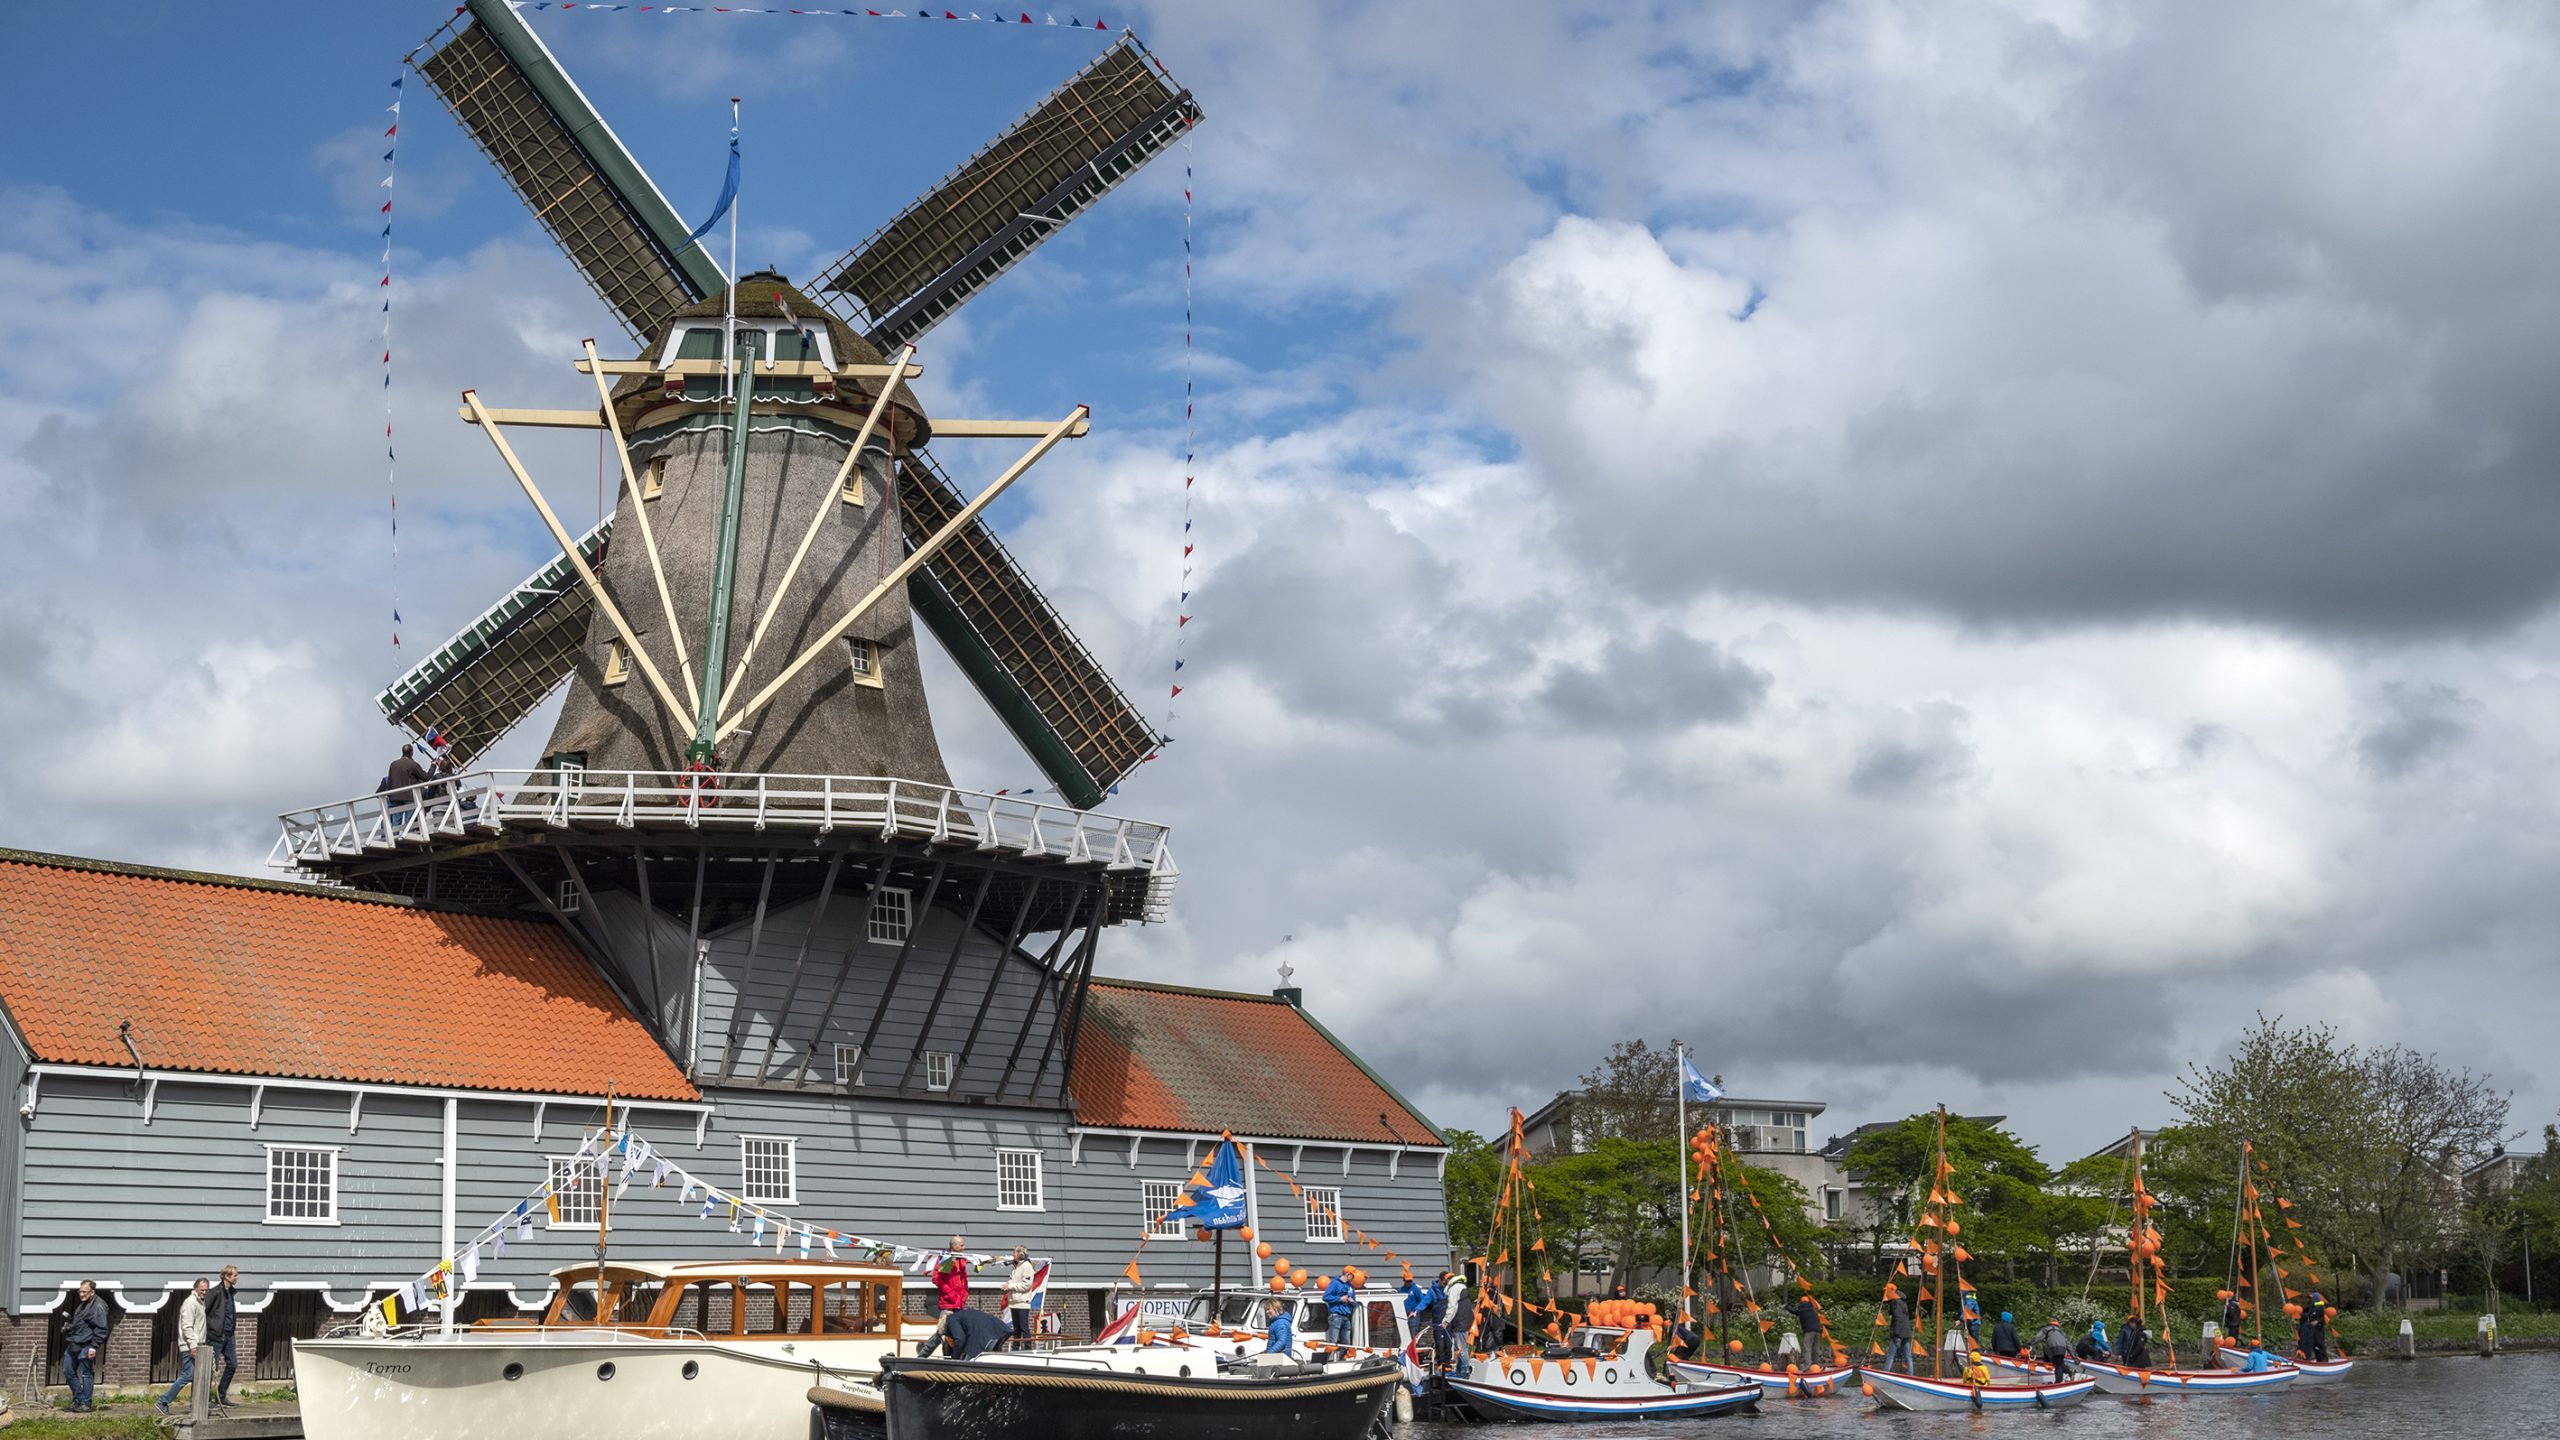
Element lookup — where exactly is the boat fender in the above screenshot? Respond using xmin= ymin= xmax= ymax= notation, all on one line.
xmin=1393 ymin=1387 xmax=1415 ymax=1425
xmin=1179 ymin=1365 xmax=1192 ymax=1377
xmin=2033 ymin=1390 xmax=2048 ymax=1410
xmin=1510 ymin=1367 xmax=1529 ymax=1386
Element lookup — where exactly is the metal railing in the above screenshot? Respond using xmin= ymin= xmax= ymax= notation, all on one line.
xmin=273 ymin=770 xmax=1176 ymax=881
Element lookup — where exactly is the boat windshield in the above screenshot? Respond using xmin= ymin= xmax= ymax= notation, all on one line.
xmin=1180 ymin=1295 xmax=1269 ymax=1328
xmin=547 ymin=1278 xmax=662 ymax=1326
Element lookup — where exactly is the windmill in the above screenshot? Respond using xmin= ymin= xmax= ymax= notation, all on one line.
xmin=269 ymin=0 xmax=1199 ymax=1100
xmin=380 ymin=0 xmax=1197 ymax=808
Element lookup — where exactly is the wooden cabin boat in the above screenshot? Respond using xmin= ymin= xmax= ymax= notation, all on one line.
xmin=852 ymin=1349 xmax=1404 ymax=1440
xmin=1444 ymin=1325 xmax=1761 ymax=1422
xmin=1864 ymin=1368 xmax=2099 ymax=1411
xmin=2220 ymin=1344 xmax=2352 ymax=1379
xmin=294 ymin=1259 xmax=917 ymax=1440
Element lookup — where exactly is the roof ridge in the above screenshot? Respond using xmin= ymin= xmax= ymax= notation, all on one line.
xmin=0 ymin=847 xmax=419 ymax=908
xmin=1087 ymin=973 xmax=1291 ymax=1004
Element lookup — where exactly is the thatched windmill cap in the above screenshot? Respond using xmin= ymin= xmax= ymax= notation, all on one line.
xmin=612 ymin=270 xmax=932 ymax=446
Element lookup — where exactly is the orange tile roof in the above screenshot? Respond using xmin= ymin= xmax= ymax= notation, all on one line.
xmin=1068 ymin=978 xmax=1440 ymax=1145
xmin=0 ymin=850 xmax=695 ymax=1102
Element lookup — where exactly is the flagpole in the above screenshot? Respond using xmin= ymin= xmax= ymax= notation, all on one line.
xmin=724 ymin=96 xmax=740 ymax=402
xmin=1677 ymin=1043 xmax=1692 ymax=1324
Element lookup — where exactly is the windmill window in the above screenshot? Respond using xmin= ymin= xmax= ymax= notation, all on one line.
xmin=642 ymin=456 xmax=666 ymax=501
xmin=835 ymin=1044 xmax=864 ymax=1089
xmin=868 ymin=887 xmax=913 ymax=946
xmin=557 ymin=880 xmax=582 ymax=914
xmin=1143 ymin=1179 xmax=1188 ymax=1240
xmin=997 ymin=1149 xmax=1045 ymax=1212
xmin=1303 ymin=1186 xmax=1344 ymax=1243
xmin=844 ymin=638 xmax=884 ymax=689
xmin=925 ymin=1051 xmax=955 ymax=1092
xmin=603 ymin=639 xmax=631 ymax=687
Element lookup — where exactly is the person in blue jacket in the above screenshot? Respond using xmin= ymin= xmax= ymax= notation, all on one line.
xmin=1263 ymin=1298 xmax=1298 ymax=1355
xmin=2239 ymin=1339 xmax=2278 ymax=1373
xmin=1323 ymin=1268 xmax=1359 ymax=1345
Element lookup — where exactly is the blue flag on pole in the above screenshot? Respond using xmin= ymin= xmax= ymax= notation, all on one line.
xmin=1679 ymin=1054 xmax=1724 ymax=1104
xmin=684 ymin=135 xmax=740 ymax=246
xmin=1158 ymin=1137 xmax=1249 ymax=1230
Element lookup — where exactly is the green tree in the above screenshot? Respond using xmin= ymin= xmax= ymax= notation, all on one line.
xmin=1719 ymin=1159 xmax=1830 ymax=1280
xmin=1535 ymin=1136 xmax=1684 ymax=1292
xmin=1441 ymin=1129 xmax=1503 ymax=1261
xmin=1842 ymin=1113 xmax=2053 ymax=1275
xmin=1575 ymin=1039 xmax=1685 ymax=1145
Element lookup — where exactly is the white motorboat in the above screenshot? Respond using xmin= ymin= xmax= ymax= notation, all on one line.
xmin=294 ymin=1259 xmax=921 ymax=1440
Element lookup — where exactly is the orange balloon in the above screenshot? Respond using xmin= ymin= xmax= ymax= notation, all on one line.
xmin=1861 ymin=1383 xmax=1876 ymax=1397
xmin=1269 ymin=1275 xmax=1287 ymax=1292
xmin=1239 ymin=1226 xmax=1255 ymax=1242
xmin=1292 ymin=1269 xmax=1310 ymax=1287
xmin=1726 ymin=1339 xmax=1745 ymax=1354
xmin=1256 ymin=1242 xmax=1273 ymax=1259
xmin=1946 ymin=1220 xmax=1961 ymax=1236
xmin=1273 ymin=1257 xmax=1290 ymax=1276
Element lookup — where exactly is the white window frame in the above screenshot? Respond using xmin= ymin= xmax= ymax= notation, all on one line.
xmin=557 ymin=880 xmax=582 ymax=915
xmin=548 ymin=1156 xmax=602 ymax=1231
xmin=602 ymin=638 xmax=631 ymax=687
xmin=868 ymin=887 xmax=913 ymax=946
xmin=997 ymin=1149 xmax=1045 ymax=1212
xmin=844 ymin=637 xmax=884 ymax=689
xmin=740 ymin=1135 xmax=798 ymax=1206
xmin=1142 ymin=1179 xmax=1188 ymax=1240
xmin=642 ymin=455 xmax=666 ymax=501
xmin=834 ymin=1043 xmax=864 ymax=1089
xmin=925 ymin=1051 xmax=955 ymax=1092
xmin=263 ymin=1144 xmax=341 ymax=1226
xmin=1303 ymin=1185 xmax=1344 ymax=1243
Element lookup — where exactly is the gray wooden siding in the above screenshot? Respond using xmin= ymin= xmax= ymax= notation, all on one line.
xmin=11 ymin=1074 xmax=1448 ymax=1312
xmin=1 ymin=1025 xmax=26 ymax=1300
xmin=691 ymin=891 xmax=1069 ymax=1106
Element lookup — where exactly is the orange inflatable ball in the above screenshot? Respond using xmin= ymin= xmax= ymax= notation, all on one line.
xmin=1269 ymin=1275 xmax=1288 ymax=1292
xmin=1758 ymin=1362 xmax=1773 ymax=1373
xmin=1292 ymin=1269 xmax=1310 ymax=1287
xmin=1727 ymin=1339 xmax=1745 ymax=1354
xmin=1945 ymin=1220 xmax=1961 ymax=1236
xmin=1239 ymin=1226 xmax=1255 ymax=1242
xmin=1256 ymin=1243 xmax=1273 ymax=1259
xmin=1861 ymin=1383 xmax=1876 ymax=1397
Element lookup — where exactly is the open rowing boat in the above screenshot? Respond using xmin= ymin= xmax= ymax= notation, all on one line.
xmin=1864 ymin=1369 xmax=2097 ymax=1411
xmin=1667 ymin=1357 xmax=1854 ymax=1397
xmin=2221 ymin=1345 xmax=2351 ymax=1380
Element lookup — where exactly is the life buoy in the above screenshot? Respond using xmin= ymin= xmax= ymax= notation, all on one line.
xmin=1604 ymin=1368 xmax=1618 ymax=1384
xmin=1562 ymin=1367 xmax=1577 ymax=1386
xmin=1509 ymin=1367 xmax=1528 ymax=1386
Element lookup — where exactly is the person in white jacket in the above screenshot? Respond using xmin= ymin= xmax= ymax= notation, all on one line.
xmin=1001 ymin=1247 xmax=1039 ymax=1348
xmin=156 ymin=1278 xmax=210 ymax=1415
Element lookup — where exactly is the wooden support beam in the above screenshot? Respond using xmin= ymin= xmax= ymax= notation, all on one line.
xmin=573 ymin=358 xmax=923 ymax=379
xmin=752 ymin=852 xmax=845 ymax=1084
xmin=709 ymin=853 xmax=778 ymax=1085
xmin=455 ymin=405 xmax=607 ymax=428
xmin=892 ymin=869 xmax=996 ymax=1092
xmin=586 ymin=338 xmax=699 ymax=703
xmin=1028 ymin=886 xmax=1103 ymax=1104
xmin=788 ymin=855 xmax=905 ymax=1088
xmin=723 ymin=344 xmax=915 ymax=710
xmin=952 ymin=883 xmax=1042 ymax=1089
xmin=927 ymin=418 xmax=1092 ymax=439
xmin=715 ymin=407 xmax=1088 ymax=742
xmin=997 ymin=899 xmax=1084 ymax=1104
xmin=1053 ymin=886 xmax=1111 ymax=1095
xmin=849 ymin=860 xmax=949 ymax=1091
xmin=462 ymin=390 xmax=695 ymax=736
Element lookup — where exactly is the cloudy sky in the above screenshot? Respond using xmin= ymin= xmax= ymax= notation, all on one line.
xmin=4 ymin=1 xmax=2556 ymax=1161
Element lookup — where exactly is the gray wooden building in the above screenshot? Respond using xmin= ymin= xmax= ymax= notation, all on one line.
xmin=0 ymin=848 xmax=1448 ymax=1390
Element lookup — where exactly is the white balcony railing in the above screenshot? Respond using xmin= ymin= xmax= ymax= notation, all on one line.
xmin=272 ymin=770 xmax=1178 ymax=915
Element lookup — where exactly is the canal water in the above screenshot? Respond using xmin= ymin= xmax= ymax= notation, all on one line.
xmin=1398 ymin=1352 xmax=2560 ymax=1437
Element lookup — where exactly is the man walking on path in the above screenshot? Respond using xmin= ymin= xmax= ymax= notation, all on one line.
xmin=62 ymin=1280 xmax=110 ymax=1413
xmin=208 ymin=1264 xmax=242 ymax=1408
xmin=158 ymin=1278 xmax=210 ymax=1414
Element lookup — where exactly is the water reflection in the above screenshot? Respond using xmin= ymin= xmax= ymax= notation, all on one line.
xmin=1396 ymin=1353 xmax=2560 ymax=1438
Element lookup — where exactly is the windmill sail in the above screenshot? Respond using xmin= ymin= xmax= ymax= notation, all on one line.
xmin=897 ymin=452 xmax=1157 ymax=806
xmin=812 ymin=36 xmax=1200 ymax=349
xmin=412 ymin=0 xmax=726 ymax=341
xmin=376 ymin=521 xmax=609 ymax=764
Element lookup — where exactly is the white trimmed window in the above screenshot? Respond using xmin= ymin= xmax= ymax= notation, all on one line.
xmin=1303 ymin=1186 xmax=1344 ymax=1243
xmin=264 ymin=1146 xmax=340 ymax=1225
xmin=925 ymin=1051 xmax=955 ymax=1092
xmin=548 ymin=1156 xmax=602 ymax=1230
xmin=1143 ymin=1179 xmax=1188 ymax=1240
xmin=741 ymin=1136 xmax=797 ymax=1205
xmin=835 ymin=1043 xmax=864 ymax=1089
xmin=603 ymin=638 xmax=631 ymax=687
xmin=868 ymin=887 xmax=913 ymax=945
xmin=642 ymin=455 xmax=666 ymax=501
xmin=844 ymin=637 xmax=883 ymax=688
xmin=997 ymin=1149 xmax=1045 ymax=1211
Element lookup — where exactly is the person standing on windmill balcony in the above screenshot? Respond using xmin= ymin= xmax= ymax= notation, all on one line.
xmin=382 ymin=745 xmax=431 ymax=830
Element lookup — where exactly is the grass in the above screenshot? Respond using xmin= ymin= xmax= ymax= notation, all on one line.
xmin=0 ymin=1386 xmax=299 ymax=1438
xmin=2333 ymin=1307 xmax=2560 ymax=1345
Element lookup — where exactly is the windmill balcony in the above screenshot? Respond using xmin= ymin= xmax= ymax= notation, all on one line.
xmin=272 ymin=770 xmax=1178 ymax=921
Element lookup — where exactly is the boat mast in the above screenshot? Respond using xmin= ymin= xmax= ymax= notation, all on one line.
xmin=1931 ymin=1105 xmax=1948 ymax=1379
xmin=1676 ymin=1044 xmax=1691 ymax=1330
xmin=596 ymin=1088 xmax=614 ymax=1319
xmin=1511 ymin=1109 xmax=1526 ymax=1350
xmin=2228 ymin=1140 xmax=2250 ymax=1348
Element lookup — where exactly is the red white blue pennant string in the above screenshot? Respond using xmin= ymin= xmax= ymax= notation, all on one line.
xmin=384 ymin=75 xmax=403 ymax=653
xmin=1163 ymin=124 xmax=1195 ymax=773
xmin=509 ymin=2 xmax=1126 ymax=27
